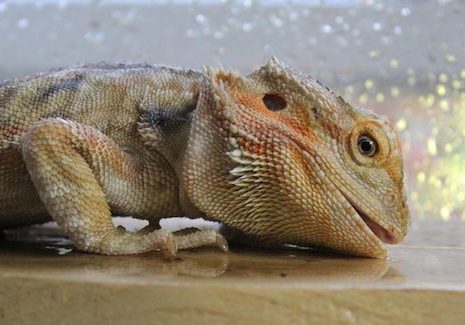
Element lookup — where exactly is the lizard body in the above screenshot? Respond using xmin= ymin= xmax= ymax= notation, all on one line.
xmin=0 ymin=58 xmax=409 ymax=257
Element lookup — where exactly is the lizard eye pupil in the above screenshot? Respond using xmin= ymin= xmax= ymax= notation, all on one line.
xmin=357 ymin=135 xmax=377 ymax=157
xmin=263 ymin=94 xmax=287 ymax=111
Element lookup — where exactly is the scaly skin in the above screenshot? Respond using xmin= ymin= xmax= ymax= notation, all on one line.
xmin=0 ymin=58 xmax=409 ymax=257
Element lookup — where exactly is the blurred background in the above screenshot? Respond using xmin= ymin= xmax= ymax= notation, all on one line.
xmin=0 ymin=0 xmax=464 ymax=222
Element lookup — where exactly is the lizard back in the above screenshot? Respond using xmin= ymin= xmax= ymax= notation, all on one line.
xmin=0 ymin=63 xmax=203 ymax=150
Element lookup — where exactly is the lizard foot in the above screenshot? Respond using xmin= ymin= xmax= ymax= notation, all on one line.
xmin=73 ymin=228 xmax=179 ymax=256
xmin=174 ymin=229 xmax=229 ymax=252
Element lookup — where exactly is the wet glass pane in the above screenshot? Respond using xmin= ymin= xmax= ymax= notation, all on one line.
xmin=0 ymin=0 xmax=463 ymax=222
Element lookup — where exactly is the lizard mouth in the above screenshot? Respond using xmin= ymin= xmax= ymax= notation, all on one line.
xmin=343 ymin=195 xmax=399 ymax=244
xmin=299 ymin=149 xmax=400 ymax=246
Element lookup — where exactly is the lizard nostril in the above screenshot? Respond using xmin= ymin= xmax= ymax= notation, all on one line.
xmin=263 ymin=94 xmax=287 ymax=111
xmin=383 ymin=190 xmax=398 ymax=207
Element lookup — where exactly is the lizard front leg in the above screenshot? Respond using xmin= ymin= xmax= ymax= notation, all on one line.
xmin=21 ymin=118 xmax=225 ymax=255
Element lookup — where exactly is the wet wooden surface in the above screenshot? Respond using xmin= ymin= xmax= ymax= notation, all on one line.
xmin=0 ymin=219 xmax=464 ymax=324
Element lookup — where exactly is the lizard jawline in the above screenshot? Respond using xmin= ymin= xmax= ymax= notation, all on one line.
xmin=344 ymin=196 xmax=397 ymax=244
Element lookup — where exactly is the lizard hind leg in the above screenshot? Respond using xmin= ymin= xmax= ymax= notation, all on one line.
xmin=21 ymin=118 xmax=177 ymax=256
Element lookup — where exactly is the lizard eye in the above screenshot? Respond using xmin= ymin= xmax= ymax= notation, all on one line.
xmin=357 ymin=135 xmax=377 ymax=157
xmin=263 ymin=94 xmax=287 ymax=111
xmin=349 ymin=123 xmax=390 ymax=167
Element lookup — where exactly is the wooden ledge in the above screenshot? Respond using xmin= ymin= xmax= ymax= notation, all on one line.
xmin=0 ymin=219 xmax=464 ymax=324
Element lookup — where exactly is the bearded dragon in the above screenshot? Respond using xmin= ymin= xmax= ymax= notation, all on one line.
xmin=0 ymin=58 xmax=409 ymax=258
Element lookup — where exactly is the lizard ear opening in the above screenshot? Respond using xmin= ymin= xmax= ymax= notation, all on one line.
xmin=263 ymin=94 xmax=287 ymax=111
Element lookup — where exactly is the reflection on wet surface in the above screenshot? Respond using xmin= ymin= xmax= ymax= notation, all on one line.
xmin=1 ymin=220 xmax=464 ymax=289
xmin=0 ymin=224 xmax=388 ymax=283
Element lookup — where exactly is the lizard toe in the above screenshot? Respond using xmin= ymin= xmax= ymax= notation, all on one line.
xmin=215 ymin=233 xmax=229 ymax=252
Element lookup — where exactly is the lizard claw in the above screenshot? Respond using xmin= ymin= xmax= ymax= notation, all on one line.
xmin=116 ymin=225 xmax=127 ymax=234
xmin=160 ymin=232 xmax=178 ymax=259
xmin=215 ymin=233 xmax=229 ymax=252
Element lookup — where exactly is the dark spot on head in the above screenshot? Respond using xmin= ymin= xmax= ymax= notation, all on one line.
xmin=263 ymin=94 xmax=287 ymax=111
xmin=280 ymin=272 xmax=287 ymax=277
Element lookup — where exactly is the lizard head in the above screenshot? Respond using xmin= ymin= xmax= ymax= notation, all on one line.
xmin=185 ymin=57 xmax=409 ymax=258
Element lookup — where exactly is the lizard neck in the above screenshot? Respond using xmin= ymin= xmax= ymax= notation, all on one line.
xmin=136 ymin=69 xmax=206 ymax=216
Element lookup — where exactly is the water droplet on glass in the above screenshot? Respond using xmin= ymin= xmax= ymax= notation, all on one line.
xmin=358 ymin=93 xmax=368 ymax=104
xmin=439 ymin=99 xmax=449 ymax=111
xmin=321 ymin=25 xmax=332 ymax=34
xmin=436 ymin=84 xmax=447 ymax=96
xmin=389 ymin=59 xmax=399 ymax=69
xmin=289 ymin=11 xmax=298 ymax=22
xmin=445 ymin=54 xmax=456 ymax=63
xmin=396 ymin=119 xmax=407 ymax=131
xmin=381 ymin=36 xmax=391 ymax=45
xmin=270 ymin=15 xmax=283 ymax=28
xmin=438 ymin=73 xmax=448 ymax=83
xmin=401 ymin=7 xmax=411 ymax=16
xmin=452 ymin=80 xmax=462 ymax=90
xmin=444 ymin=143 xmax=454 ymax=153
xmin=407 ymin=76 xmax=416 ymax=86
xmin=458 ymin=192 xmax=465 ymax=202
xmin=440 ymin=206 xmax=450 ymax=220
xmin=376 ymin=93 xmax=385 ymax=103
xmin=242 ymin=22 xmax=253 ymax=32
xmin=390 ymin=87 xmax=400 ymax=97
xmin=373 ymin=2 xmax=384 ymax=11
xmin=369 ymin=50 xmax=381 ymax=59
xmin=243 ymin=0 xmax=252 ymax=8
xmin=186 ymin=29 xmax=198 ymax=38
xmin=58 ymin=0 xmax=69 ymax=9
xmin=17 ymin=19 xmax=29 ymax=29
xmin=195 ymin=14 xmax=207 ymax=24
xmin=84 ymin=31 xmax=106 ymax=45
xmin=417 ymin=172 xmax=426 ymax=183
xmin=364 ymin=79 xmax=374 ymax=89
xmin=213 ymin=31 xmax=224 ymax=39
xmin=427 ymin=138 xmax=437 ymax=156
xmin=112 ymin=9 xmax=136 ymax=27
